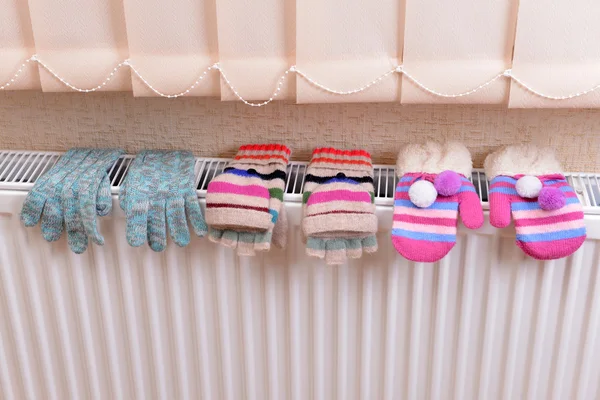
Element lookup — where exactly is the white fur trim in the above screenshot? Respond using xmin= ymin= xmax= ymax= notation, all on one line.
xmin=484 ymin=145 xmax=563 ymax=179
xmin=396 ymin=141 xmax=472 ymax=177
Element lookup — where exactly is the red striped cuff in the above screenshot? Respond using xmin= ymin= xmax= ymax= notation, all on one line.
xmin=310 ymin=147 xmax=373 ymax=171
xmin=234 ymin=144 xmax=291 ymax=165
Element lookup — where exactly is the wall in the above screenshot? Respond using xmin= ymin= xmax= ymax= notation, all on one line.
xmin=0 ymin=91 xmax=599 ymax=171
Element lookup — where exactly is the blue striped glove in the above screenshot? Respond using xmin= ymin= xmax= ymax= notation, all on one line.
xmin=119 ymin=150 xmax=206 ymax=252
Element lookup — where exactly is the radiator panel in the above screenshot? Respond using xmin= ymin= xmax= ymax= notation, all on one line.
xmin=1 ymin=150 xmax=600 ymax=400
xmin=1 ymin=196 xmax=600 ymax=400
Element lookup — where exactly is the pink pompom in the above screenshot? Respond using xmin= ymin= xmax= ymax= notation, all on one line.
xmin=538 ymin=187 xmax=566 ymax=211
xmin=434 ymin=170 xmax=462 ymax=196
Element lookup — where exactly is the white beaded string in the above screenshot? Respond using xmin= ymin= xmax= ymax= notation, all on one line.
xmin=214 ymin=63 xmax=295 ymax=107
xmin=128 ymin=62 xmax=216 ymax=98
xmin=36 ymin=55 xmax=128 ymax=93
xmin=4 ymin=54 xmax=600 ymax=105
xmin=399 ymin=67 xmax=507 ymax=98
xmin=294 ymin=67 xmax=397 ymax=95
xmin=0 ymin=56 xmax=35 ymax=90
xmin=508 ymin=71 xmax=600 ymax=100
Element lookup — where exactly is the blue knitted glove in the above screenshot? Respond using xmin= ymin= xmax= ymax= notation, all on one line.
xmin=21 ymin=148 xmax=123 ymax=253
xmin=120 ymin=150 xmax=206 ymax=252
xmin=21 ymin=148 xmax=92 ymax=241
xmin=60 ymin=149 xmax=124 ymax=253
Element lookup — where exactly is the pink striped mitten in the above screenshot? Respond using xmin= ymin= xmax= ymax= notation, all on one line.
xmin=392 ymin=142 xmax=484 ymax=262
xmin=485 ymin=145 xmax=586 ymax=260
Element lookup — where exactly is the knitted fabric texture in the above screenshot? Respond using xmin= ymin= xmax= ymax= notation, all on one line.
xmin=302 ymin=147 xmax=378 ymax=265
xmin=206 ymin=144 xmax=290 ymax=255
xmin=21 ymin=148 xmax=123 ymax=254
xmin=392 ymin=142 xmax=484 ymax=263
xmin=119 ymin=150 xmax=207 ymax=252
xmin=206 ymin=144 xmax=289 ymax=232
xmin=485 ymin=146 xmax=586 ymax=260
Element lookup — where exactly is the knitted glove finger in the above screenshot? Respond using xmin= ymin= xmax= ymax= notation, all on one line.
xmin=162 ymin=152 xmax=191 ymax=247
xmin=95 ymin=174 xmax=112 ymax=217
xmin=185 ymin=190 xmax=208 ymax=236
xmin=212 ymin=187 xmax=288 ymax=255
xmin=485 ymin=145 xmax=586 ymax=260
xmin=167 ymin=197 xmax=190 ymax=247
xmin=271 ymin=204 xmax=288 ymax=249
xmin=147 ymin=199 xmax=167 ymax=252
xmin=176 ymin=151 xmax=207 ymax=237
xmin=79 ymin=149 xmax=124 ymax=246
xmin=208 ymin=228 xmax=240 ymax=249
xmin=325 ymin=239 xmax=353 ymax=265
xmin=306 ymin=235 xmax=377 ymax=265
xmin=63 ymin=180 xmax=89 ymax=254
xmin=40 ymin=196 xmax=65 ymax=242
xmin=119 ymin=152 xmax=147 ymax=212
xmin=237 ymin=232 xmax=260 ymax=256
xmin=21 ymin=149 xmax=91 ymax=227
xmin=146 ymin=152 xmax=173 ymax=252
xmin=206 ymin=144 xmax=290 ymax=232
xmin=125 ymin=199 xmax=149 ymax=247
xmin=120 ymin=151 xmax=157 ymax=247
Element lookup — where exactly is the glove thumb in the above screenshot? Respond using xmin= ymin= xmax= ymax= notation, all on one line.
xmin=271 ymin=205 xmax=288 ymax=249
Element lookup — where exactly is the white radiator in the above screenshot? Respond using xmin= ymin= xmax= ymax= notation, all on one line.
xmin=1 ymin=150 xmax=600 ymax=400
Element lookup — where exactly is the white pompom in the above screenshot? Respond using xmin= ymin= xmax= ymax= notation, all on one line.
xmin=408 ymin=180 xmax=438 ymax=208
xmin=515 ymin=175 xmax=543 ymax=198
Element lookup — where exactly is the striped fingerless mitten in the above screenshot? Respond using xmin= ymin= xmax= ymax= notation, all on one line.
xmin=206 ymin=144 xmax=290 ymax=254
xmin=485 ymin=145 xmax=586 ymax=260
xmin=391 ymin=142 xmax=484 ymax=262
xmin=302 ymin=148 xmax=378 ymax=264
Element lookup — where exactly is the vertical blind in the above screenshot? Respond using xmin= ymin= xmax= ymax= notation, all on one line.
xmin=27 ymin=0 xmax=131 ymax=92
xmin=1 ymin=0 xmax=39 ymax=90
xmin=1 ymin=0 xmax=600 ymax=107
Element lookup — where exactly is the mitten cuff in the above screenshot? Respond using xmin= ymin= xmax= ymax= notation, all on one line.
xmin=396 ymin=142 xmax=472 ymax=177
xmin=234 ymin=144 xmax=291 ymax=166
xmin=484 ymin=145 xmax=563 ymax=179
xmin=309 ymin=147 xmax=373 ymax=173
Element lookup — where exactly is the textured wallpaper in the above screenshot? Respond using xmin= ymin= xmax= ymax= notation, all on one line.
xmin=0 ymin=91 xmax=599 ymax=171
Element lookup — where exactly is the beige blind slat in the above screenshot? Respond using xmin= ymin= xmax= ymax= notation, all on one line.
xmin=296 ymin=0 xmax=402 ymax=103
xmin=509 ymin=0 xmax=600 ymax=108
xmin=0 ymin=0 xmax=40 ymax=90
xmin=401 ymin=0 xmax=518 ymax=104
xmin=27 ymin=0 xmax=130 ymax=92
xmin=215 ymin=0 xmax=294 ymax=101
xmin=122 ymin=0 xmax=220 ymax=97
